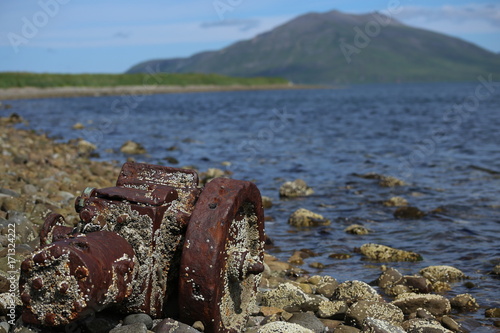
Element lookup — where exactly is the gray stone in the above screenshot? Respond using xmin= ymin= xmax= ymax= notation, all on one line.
xmin=392 ymin=293 xmax=451 ymax=316
xmin=260 ymin=283 xmax=310 ymax=310
xmin=403 ymin=318 xmax=453 ymax=333
xmin=345 ymin=301 xmax=404 ymax=328
xmin=279 ymin=179 xmax=314 ymax=198
xmin=258 ymin=321 xmax=314 ymax=333
xmin=153 ymin=319 xmax=200 ymax=332
xmin=441 ymin=315 xmax=462 ymax=332
xmin=334 ymin=325 xmax=361 ymax=333
xmin=316 ymin=300 xmax=348 ymax=319
xmin=82 ymin=317 xmax=118 ymax=333
xmin=333 ymin=280 xmax=381 ymax=304
xmin=123 ymin=313 xmax=153 ymax=329
xmin=110 ymin=323 xmax=147 ymax=333
xmin=0 ymin=188 xmax=20 ymax=197
xmin=287 ymin=312 xmax=325 ymax=333
xmin=362 ymin=318 xmax=406 ymax=333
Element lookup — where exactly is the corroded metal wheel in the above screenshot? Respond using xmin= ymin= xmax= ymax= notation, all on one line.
xmin=179 ymin=178 xmax=265 ymax=333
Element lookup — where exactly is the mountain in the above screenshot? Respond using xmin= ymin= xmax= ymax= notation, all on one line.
xmin=127 ymin=10 xmax=500 ymax=84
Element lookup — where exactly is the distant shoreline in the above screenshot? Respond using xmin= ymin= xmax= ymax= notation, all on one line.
xmin=0 ymin=84 xmax=327 ymax=100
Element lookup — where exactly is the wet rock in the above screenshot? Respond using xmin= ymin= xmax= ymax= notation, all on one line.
xmin=441 ymin=315 xmax=463 ymax=332
xmin=392 ymin=293 xmax=451 ymax=316
xmin=288 ymin=250 xmax=310 ymax=265
xmin=2 ymin=113 xmax=23 ymax=124
xmin=345 ymin=300 xmax=404 ymax=328
xmin=72 ymin=122 xmax=85 ymax=130
xmin=153 ymin=318 xmax=200 ymax=332
xmin=383 ymin=196 xmax=408 ymax=207
xmin=485 ymin=307 xmax=500 ymax=317
xmin=259 ymin=306 xmax=283 ymax=317
xmin=328 ymin=253 xmax=352 ymax=260
xmin=261 ymin=196 xmax=273 ymax=209
xmin=345 ymin=224 xmax=370 ymax=235
xmin=403 ymin=318 xmax=453 ymax=333
xmin=316 ymin=300 xmax=348 ymax=319
xmin=379 ymin=176 xmax=407 ymax=187
xmin=288 ymin=312 xmax=325 ymax=333
xmin=492 ymin=264 xmax=500 ymax=276
xmin=362 ymin=318 xmax=406 ymax=333
xmin=377 ymin=268 xmax=404 ymax=289
xmin=0 ymin=188 xmax=20 ymax=197
xmin=319 ymin=319 xmax=342 ymax=331
xmin=419 ymin=266 xmax=465 ymax=282
xmin=260 ymin=283 xmax=310 ymax=310
xmin=360 ymin=243 xmax=422 ymax=262
xmin=257 ymin=321 xmax=314 ymax=333
xmin=288 ymin=208 xmax=330 ymax=227
xmin=393 ymin=206 xmax=425 ymax=219
xmin=403 ymin=275 xmax=433 ymax=294
xmin=82 ymin=317 xmax=118 ymax=333
xmin=123 ymin=313 xmax=153 ymax=329
xmin=76 ymin=139 xmax=97 ymax=156
xmin=279 ymin=179 xmax=314 ymax=198
xmin=120 ymin=140 xmax=147 ymax=154
xmin=314 ymin=276 xmax=339 ymax=298
xmin=333 ymin=280 xmax=381 ymax=304
xmin=110 ymin=323 xmax=147 ymax=333
xmin=163 ymin=156 xmax=179 ymax=164
xmin=450 ymin=294 xmax=479 ymax=312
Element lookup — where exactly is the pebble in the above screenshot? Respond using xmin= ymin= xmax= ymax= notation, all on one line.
xmin=123 ymin=313 xmax=153 ymax=329
xmin=333 ymin=280 xmax=381 ymax=304
xmin=287 ymin=312 xmax=325 ymax=333
xmin=288 ymin=208 xmax=330 ymax=227
xmin=345 ymin=300 xmax=404 ymax=328
xmin=257 ymin=321 xmax=314 ymax=333
xmin=110 ymin=323 xmax=148 ymax=333
xmin=383 ymin=196 xmax=408 ymax=207
xmin=362 ymin=318 xmax=406 ymax=333
xmin=153 ymin=318 xmax=201 ymax=332
xmin=120 ymin=140 xmax=147 ymax=154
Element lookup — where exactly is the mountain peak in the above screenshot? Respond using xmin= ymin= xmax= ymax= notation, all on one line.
xmin=127 ymin=9 xmax=500 ymax=84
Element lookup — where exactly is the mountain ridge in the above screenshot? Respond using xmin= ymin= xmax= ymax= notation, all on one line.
xmin=127 ymin=10 xmax=500 ymax=84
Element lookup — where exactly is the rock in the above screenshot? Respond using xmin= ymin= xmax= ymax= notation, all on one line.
xmin=110 ymin=323 xmax=148 ymax=333
xmin=328 ymin=253 xmax=352 ymax=260
xmin=316 ymin=300 xmax=348 ymax=319
xmin=377 ymin=268 xmax=404 ymax=289
xmin=334 ymin=325 xmax=361 ymax=332
xmin=261 ymin=196 xmax=273 ymax=209
xmin=492 ymin=264 xmax=500 ymax=276
xmin=83 ymin=317 xmax=118 ymax=333
xmin=287 ymin=312 xmax=325 ymax=333
xmin=77 ymin=139 xmax=97 ymax=155
xmin=315 ymin=276 xmax=339 ymax=298
xmin=450 ymin=294 xmax=479 ymax=312
xmin=485 ymin=308 xmax=500 ymax=318
xmin=403 ymin=319 xmax=453 ymax=333
xmin=345 ymin=300 xmax=404 ymax=328
xmin=383 ymin=196 xmax=408 ymax=207
xmin=403 ymin=275 xmax=433 ymax=294
xmin=288 ymin=208 xmax=330 ymax=227
xmin=120 ymin=140 xmax=147 ymax=154
xmin=362 ymin=318 xmax=406 ymax=333
xmin=393 ymin=206 xmax=425 ymax=219
xmin=72 ymin=122 xmax=85 ymax=130
xmin=441 ymin=315 xmax=462 ymax=332
xmin=153 ymin=318 xmax=201 ymax=332
xmin=260 ymin=306 xmax=284 ymax=317
xmin=319 ymin=319 xmax=342 ymax=331
xmin=333 ymin=280 xmax=381 ymax=304
xmin=392 ymin=293 xmax=451 ymax=316
xmin=419 ymin=266 xmax=465 ymax=282
xmin=0 ymin=188 xmax=20 ymax=197
xmin=123 ymin=313 xmax=153 ymax=329
xmin=360 ymin=243 xmax=422 ymax=262
xmin=279 ymin=179 xmax=314 ymax=198
xmin=379 ymin=176 xmax=407 ymax=187
xmin=288 ymin=251 xmax=308 ymax=265
xmin=257 ymin=321 xmax=314 ymax=333
xmin=260 ymin=283 xmax=310 ymax=311
xmin=192 ymin=321 xmax=204 ymax=332
xmin=344 ymin=224 xmax=370 ymax=235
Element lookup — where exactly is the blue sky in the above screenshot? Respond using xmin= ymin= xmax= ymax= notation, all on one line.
xmin=1 ymin=0 xmax=499 ymax=73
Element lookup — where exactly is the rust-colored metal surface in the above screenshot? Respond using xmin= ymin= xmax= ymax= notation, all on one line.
xmin=19 ymin=161 xmax=265 ymax=333
xmin=179 ymin=177 xmax=265 ymax=333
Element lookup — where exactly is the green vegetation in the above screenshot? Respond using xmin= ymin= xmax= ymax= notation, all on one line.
xmin=0 ymin=72 xmax=289 ymax=89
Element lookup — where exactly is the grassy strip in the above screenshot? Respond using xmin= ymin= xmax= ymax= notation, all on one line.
xmin=0 ymin=72 xmax=289 ymax=88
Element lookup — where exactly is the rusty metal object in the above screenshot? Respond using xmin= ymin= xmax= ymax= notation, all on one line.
xmin=179 ymin=177 xmax=265 ymax=333
xmin=20 ymin=162 xmax=265 ymax=333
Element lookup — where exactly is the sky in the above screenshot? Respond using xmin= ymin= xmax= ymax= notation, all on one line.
xmin=0 ymin=0 xmax=499 ymax=74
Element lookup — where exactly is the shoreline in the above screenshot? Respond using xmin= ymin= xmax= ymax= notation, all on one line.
xmin=0 ymin=84 xmax=326 ymax=100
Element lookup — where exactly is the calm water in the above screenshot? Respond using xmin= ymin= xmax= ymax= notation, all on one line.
xmin=6 ymin=82 xmax=500 ymax=329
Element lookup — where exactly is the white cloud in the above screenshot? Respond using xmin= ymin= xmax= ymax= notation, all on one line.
xmin=394 ymin=3 xmax=500 ymax=34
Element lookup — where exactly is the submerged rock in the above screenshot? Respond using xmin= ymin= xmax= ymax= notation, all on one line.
xmin=360 ymin=243 xmax=422 ymax=262
xmin=419 ymin=265 xmax=466 ymax=282
xmin=288 ymin=208 xmax=330 ymax=227
xmin=393 ymin=206 xmax=425 ymax=219
xmin=120 ymin=140 xmax=147 ymax=154
xmin=279 ymin=179 xmax=314 ymax=198
xmin=383 ymin=196 xmax=409 ymax=207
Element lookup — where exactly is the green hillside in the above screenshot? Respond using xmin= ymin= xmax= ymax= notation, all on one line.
xmin=127 ymin=10 xmax=500 ymax=84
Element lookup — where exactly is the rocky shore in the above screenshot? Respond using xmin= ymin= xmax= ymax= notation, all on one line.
xmin=0 ymin=84 xmax=319 ymax=101
xmin=0 ymin=114 xmax=499 ymax=332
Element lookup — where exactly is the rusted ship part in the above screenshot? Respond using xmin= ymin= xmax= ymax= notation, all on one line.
xmin=19 ymin=162 xmax=265 ymax=333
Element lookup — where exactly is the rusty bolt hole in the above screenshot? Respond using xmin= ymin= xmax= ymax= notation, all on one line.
xmin=208 ymin=203 xmax=217 ymax=210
